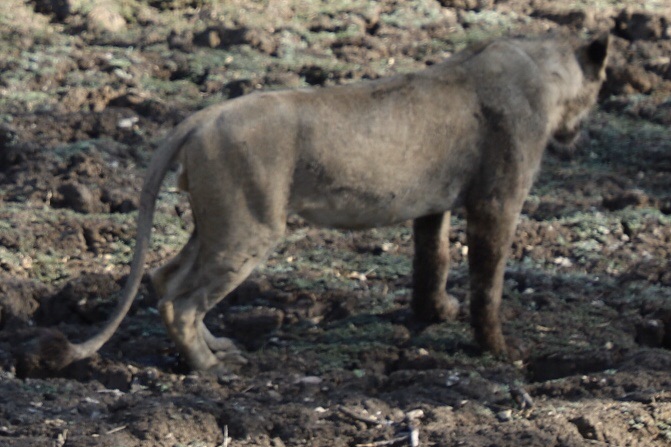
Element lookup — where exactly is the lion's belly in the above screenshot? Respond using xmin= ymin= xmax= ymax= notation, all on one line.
xmin=296 ymin=205 xmax=420 ymax=229
xmin=290 ymin=181 xmax=461 ymax=229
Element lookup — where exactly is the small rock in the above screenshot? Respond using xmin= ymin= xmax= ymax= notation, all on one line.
xmin=117 ymin=116 xmax=139 ymax=129
xmin=553 ymin=256 xmax=573 ymax=268
xmin=445 ymin=371 xmax=460 ymax=387
xmin=100 ymin=365 xmax=133 ymax=392
xmin=405 ymin=409 xmax=425 ymax=421
xmin=87 ymin=4 xmax=126 ymax=33
xmin=496 ymin=409 xmax=512 ymax=422
xmin=294 ymin=376 xmax=323 ymax=386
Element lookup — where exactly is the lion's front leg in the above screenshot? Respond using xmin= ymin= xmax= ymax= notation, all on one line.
xmin=411 ymin=212 xmax=460 ymax=321
xmin=465 ymin=199 xmax=523 ymax=358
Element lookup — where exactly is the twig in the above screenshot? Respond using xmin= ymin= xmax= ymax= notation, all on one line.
xmin=54 ymin=429 xmax=68 ymax=447
xmin=409 ymin=426 xmax=419 ymax=447
xmin=343 ymin=407 xmax=423 ymax=446
xmin=510 ymin=385 xmax=534 ymax=409
xmin=105 ymin=425 xmax=127 ymax=435
xmin=339 ymin=406 xmax=389 ymax=426
xmin=223 ymin=425 xmax=229 ymax=447
xmin=363 ymin=266 xmax=378 ymax=276
xmin=355 ymin=435 xmax=409 ymax=447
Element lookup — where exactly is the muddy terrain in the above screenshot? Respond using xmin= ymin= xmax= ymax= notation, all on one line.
xmin=1 ymin=0 xmax=671 ymax=446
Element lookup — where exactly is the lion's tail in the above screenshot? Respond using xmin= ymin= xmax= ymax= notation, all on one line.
xmin=38 ymin=126 xmax=194 ymax=370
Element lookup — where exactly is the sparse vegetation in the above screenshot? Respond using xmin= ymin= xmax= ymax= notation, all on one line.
xmin=0 ymin=1 xmax=670 ymax=446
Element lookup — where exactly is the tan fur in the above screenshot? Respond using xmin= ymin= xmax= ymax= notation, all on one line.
xmin=41 ymin=34 xmax=609 ymax=372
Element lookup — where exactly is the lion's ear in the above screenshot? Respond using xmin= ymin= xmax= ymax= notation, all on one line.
xmin=587 ymin=33 xmax=609 ymax=66
xmin=579 ymin=33 xmax=609 ymax=80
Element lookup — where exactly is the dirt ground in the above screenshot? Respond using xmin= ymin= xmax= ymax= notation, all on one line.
xmin=1 ymin=0 xmax=671 ymax=446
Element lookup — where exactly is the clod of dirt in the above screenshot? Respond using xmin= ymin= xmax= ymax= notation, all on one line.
xmin=224 ymin=307 xmax=284 ymax=349
xmin=532 ymin=8 xmax=598 ymax=30
xmin=222 ymin=79 xmax=259 ymax=99
xmin=221 ymin=404 xmax=275 ymax=439
xmin=635 ymin=319 xmax=666 ymax=348
xmin=619 ymin=348 xmax=671 ymax=372
xmin=101 ymin=187 xmax=139 ymax=213
xmin=660 ymin=197 xmax=671 ymax=215
xmin=193 ymin=26 xmax=277 ymax=54
xmin=193 ymin=27 xmax=222 ymax=48
xmin=528 ymin=350 xmax=618 ymax=382
xmin=437 ymin=0 xmax=493 ymax=11
xmin=30 ymin=0 xmax=73 ymax=21
xmin=0 ymin=126 xmax=28 ymax=168
xmin=167 ymin=29 xmax=194 ymax=52
xmin=602 ymin=189 xmax=649 ymax=211
xmin=264 ymin=71 xmax=302 ymax=89
xmin=605 ymin=64 xmax=661 ymax=95
xmin=646 ymin=57 xmax=671 ymax=80
xmin=62 ymin=356 xmax=134 ymax=391
xmin=331 ymin=35 xmax=390 ymax=65
xmin=133 ymin=98 xmax=184 ymax=125
xmin=600 ymin=33 xmax=671 ymax=97
xmin=650 ymin=100 xmax=671 ymax=125
xmin=122 ymin=398 xmax=224 ymax=444
xmin=52 ymin=181 xmax=102 ymax=214
xmin=37 ymin=272 xmax=121 ymax=326
xmin=86 ymin=3 xmax=126 ymax=33
xmin=299 ymin=65 xmax=331 ymax=86
xmin=392 ymin=348 xmax=439 ymax=371
xmin=614 ymin=9 xmax=671 ymax=41
xmin=82 ymin=225 xmax=105 ymax=255
xmin=570 ymin=415 xmax=606 ymax=442
xmin=0 ymin=276 xmax=48 ymax=330
xmin=0 ymin=123 xmax=19 ymax=150
xmin=635 ymin=307 xmax=671 ymax=349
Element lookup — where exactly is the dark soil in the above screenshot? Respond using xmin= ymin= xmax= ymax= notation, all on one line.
xmin=1 ymin=1 xmax=671 ymax=446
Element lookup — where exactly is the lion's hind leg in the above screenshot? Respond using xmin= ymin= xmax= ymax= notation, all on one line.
xmin=153 ymin=233 xmax=217 ymax=371
xmin=151 ymin=233 xmax=244 ymax=366
xmin=198 ymin=321 xmax=247 ymax=368
xmin=411 ymin=212 xmax=460 ymax=322
xmin=150 ymin=232 xmax=198 ymax=298
xmin=156 ymin=223 xmax=283 ymax=372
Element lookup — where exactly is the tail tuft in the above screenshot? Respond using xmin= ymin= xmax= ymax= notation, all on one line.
xmin=14 ymin=328 xmax=78 ymax=378
xmin=38 ymin=328 xmax=78 ymax=370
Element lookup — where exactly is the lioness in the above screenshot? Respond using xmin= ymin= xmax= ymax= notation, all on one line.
xmin=41 ymin=34 xmax=609 ymax=372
